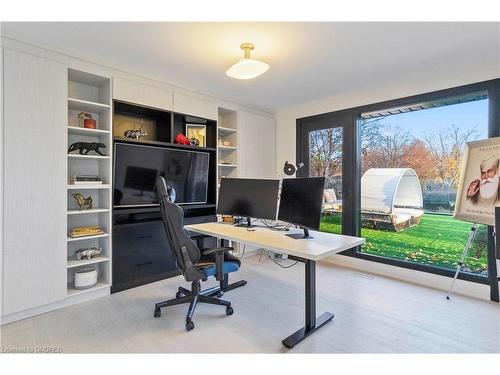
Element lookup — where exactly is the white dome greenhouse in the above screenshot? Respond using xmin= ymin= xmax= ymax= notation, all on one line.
xmin=361 ymin=168 xmax=424 ymax=231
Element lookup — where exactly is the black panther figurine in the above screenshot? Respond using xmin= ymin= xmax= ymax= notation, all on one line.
xmin=68 ymin=142 xmax=106 ymax=156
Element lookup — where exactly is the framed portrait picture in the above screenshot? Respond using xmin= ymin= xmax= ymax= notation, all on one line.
xmin=454 ymin=136 xmax=500 ymax=226
xmin=185 ymin=124 xmax=206 ymax=147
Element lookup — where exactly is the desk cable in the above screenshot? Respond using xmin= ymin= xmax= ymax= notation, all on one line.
xmin=253 ymin=220 xmax=299 ymax=268
xmin=234 ymin=219 xmax=298 ymax=268
xmin=234 ymin=243 xmax=246 ymax=259
xmin=258 ymin=219 xmax=292 ymax=231
xmin=272 ymin=259 xmax=299 ymax=269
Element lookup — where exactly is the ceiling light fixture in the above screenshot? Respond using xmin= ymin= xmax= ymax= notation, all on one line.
xmin=226 ymin=43 xmax=269 ymax=80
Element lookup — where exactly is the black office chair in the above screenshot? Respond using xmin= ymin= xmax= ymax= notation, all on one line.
xmin=153 ymin=176 xmax=240 ymax=331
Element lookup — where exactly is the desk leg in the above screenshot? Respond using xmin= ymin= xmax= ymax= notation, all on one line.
xmin=282 ymin=259 xmax=334 ymax=349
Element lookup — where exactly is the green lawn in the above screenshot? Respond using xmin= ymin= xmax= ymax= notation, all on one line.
xmin=320 ymin=213 xmax=488 ymax=275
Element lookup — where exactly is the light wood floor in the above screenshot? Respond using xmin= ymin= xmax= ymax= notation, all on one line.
xmin=1 ymin=255 xmax=499 ymax=353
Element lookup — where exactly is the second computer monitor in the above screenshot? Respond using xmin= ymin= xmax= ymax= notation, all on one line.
xmin=217 ymin=178 xmax=280 ymax=223
xmin=278 ymin=177 xmax=326 ymax=238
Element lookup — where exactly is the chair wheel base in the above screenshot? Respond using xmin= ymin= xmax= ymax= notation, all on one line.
xmin=154 ymin=308 xmax=161 ymax=318
xmin=176 ymin=291 xmax=183 ymax=298
xmin=216 ymin=290 xmax=224 ymax=298
xmin=226 ymin=306 xmax=234 ymax=316
xmin=186 ymin=319 xmax=195 ymax=331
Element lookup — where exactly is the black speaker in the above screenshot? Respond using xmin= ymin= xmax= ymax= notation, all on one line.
xmin=283 ymin=161 xmax=296 ymax=176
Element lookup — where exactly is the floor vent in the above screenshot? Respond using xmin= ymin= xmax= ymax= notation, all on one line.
xmin=351 ymin=272 xmax=375 ymax=280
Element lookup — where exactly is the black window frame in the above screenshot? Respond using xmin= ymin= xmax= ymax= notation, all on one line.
xmin=297 ymin=78 xmax=500 ymax=295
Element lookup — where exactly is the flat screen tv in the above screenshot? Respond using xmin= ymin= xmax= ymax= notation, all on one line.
xmin=113 ymin=142 xmax=210 ymax=207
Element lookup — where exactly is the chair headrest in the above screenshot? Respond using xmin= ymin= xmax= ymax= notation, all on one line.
xmin=156 ymin=176 xmax=176 ymax=203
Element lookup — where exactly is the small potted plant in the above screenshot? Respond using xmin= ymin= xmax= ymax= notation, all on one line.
xmin=78 ymin=112 xmax=96 ymax=129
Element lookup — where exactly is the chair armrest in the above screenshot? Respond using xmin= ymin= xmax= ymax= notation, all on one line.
xmin=202 ymin=246 xmax=234 ymax=256
xmin=195 ymin=260 xmax=216 ymax=267
xmin=202 ymin=247 xmax=233 ymax=282
xmin=180 ymin=245 xmax=208 ymax=282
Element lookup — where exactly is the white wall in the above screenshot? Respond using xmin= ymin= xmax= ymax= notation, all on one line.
xmin=239 ymin=111 xmax=276 ymax=179
xmin=275 ymin=70 xmax=500 ymax=176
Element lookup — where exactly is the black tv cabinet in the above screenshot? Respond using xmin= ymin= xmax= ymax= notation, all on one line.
xmin=112 ymin=208 xmax=217 ymax=293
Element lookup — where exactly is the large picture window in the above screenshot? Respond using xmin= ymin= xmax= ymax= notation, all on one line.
xmin=297 ymin=79 xmax=500 ymax=290
xmin=355 ymin=96 xmax=489 ymax=276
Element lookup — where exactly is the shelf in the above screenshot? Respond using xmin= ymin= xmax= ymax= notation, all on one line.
xmin=67 ymin=281 xmax=110 ymax=296
xmin=218 ymin=164 xmax=237 ymax=168
xmin=68 ymin=69 xmax=110 ymax=88
xmin=68 ymin=154 xmax=110 ymax=160
xmin=218 ymin=145 xmax=237 ymax=150
xmin=67 ymin=256 xmax=110 ymax=269
xmin=67 ymin=233 xmax=110 ymax=242
xmin=67 ymin=208 xmax=110 ymax=215
xmin=67 ymin=184 xmax=110 ymax=190
xmin=68 ymin=97 xmax=110 ymax=113
xmin=114 ymin=137 xmax=216 ymax=152
xmin=68 ymin=126 xmax=110 ymax=136
xmin=182 ymin=203 xmax=217 ymax=209
xmin=218 ymin=126 xmax=237 ymax=137
xmin=169 ymin=143 xmax=217 ymax=152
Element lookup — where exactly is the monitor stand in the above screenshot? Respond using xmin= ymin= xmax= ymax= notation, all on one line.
xmin=286 ymin=227 xmax=313 ymax=239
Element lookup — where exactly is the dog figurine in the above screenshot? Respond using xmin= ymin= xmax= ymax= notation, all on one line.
xmin=75 ymin=247 xmax=102 ymax=260
xmin=124 ymin=128 xmax=147 ymax=140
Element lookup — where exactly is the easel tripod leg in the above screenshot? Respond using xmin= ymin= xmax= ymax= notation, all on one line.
xmin=447 ymin=224 xmax=478 ymax=300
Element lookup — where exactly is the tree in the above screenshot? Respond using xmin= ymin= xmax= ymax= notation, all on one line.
xmin=401 ymin=139 xmax=438 ymax=184
xmin=309 ymin=127 xmax=343 ymax=178
xmin=423 ymin=124 xmax=479 ymax=189
xmin=360 ymin=122 xmax=412 ymax=174
xmin=361 ymin=117 xmax=385 ymax=153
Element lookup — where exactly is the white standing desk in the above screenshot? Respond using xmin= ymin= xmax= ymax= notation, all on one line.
xmin=185 ymin=222 xmax=365 ymax=348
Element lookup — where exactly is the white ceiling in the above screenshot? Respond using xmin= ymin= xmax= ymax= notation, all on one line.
xmin=2 ymin=22 xmax=499 ymax=110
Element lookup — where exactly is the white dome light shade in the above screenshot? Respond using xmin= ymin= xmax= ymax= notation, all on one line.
xmin=226 ymin=59 xmax=269 ymax=80
xmin=226 ymin=43 xmax=269 ymax=80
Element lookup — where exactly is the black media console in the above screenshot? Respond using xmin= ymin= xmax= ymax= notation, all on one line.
xmin=111 ymin=100 xmax=218 ymax=293
xmin=111 ymin=208 xmax=216 ymax=293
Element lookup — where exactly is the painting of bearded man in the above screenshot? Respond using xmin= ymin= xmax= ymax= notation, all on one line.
xmin=455 ymin=138 xmax=500 ymax=226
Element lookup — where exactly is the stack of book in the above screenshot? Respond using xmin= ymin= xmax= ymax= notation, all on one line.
xmin=69 ymin=226 xmax=105 ymax=238
xmin=69 ymin=175 xmax=102 ymax=185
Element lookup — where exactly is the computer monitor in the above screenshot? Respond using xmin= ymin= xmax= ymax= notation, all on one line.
xmin=278 ymin=177 xmax=326 ymax=239
xmin=217 ymin=178 xmax=280 ymax=226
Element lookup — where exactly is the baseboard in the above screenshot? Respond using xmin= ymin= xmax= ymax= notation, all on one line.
xmin=324 ymin=254 xmax=493 ymax=301
xmin=0 ymin=287 xmax=110 ymax=325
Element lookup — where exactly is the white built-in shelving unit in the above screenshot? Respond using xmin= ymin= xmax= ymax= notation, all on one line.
xmin=217 ymin=108 xmax=240 ymax=252
xmin=66 ymin=68 xmax=112 ymax=297
xmin=217 ymin=108 xmax=239 ymax=185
